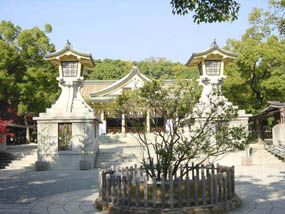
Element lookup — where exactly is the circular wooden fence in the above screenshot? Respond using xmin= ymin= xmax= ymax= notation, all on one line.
xmin=95 ymin=163 xmax=240 ymax=213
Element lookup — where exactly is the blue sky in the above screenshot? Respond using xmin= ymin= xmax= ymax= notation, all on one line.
xmin=1 ymin=0 xmax=269 ymax=63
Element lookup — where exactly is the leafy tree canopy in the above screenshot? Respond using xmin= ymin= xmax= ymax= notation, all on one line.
xmin=248 ymin=0 xmax=285 ymax=37
xmin=0 ymin=20 xmax=59 ymax=139
xmin=84 ymin=57 xmax=198 ymax=81
xmin=223 ymin=5 xmax=285 ymax=115
xmin=170 ymin=0 xmax=240 ymax=23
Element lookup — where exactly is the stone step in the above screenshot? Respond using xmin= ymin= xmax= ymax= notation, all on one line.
xmin=2 ymin=149 xmax=37 ymax=170
xmin=0 ymin=152 xmax=15 ymax=169
xmin=0 ymin=159 xmax=12 ymax=163
xmin=6 ymin=152 xmax=37 ymax=170
xmin=94 ymin=150 xmax=139 ymax=169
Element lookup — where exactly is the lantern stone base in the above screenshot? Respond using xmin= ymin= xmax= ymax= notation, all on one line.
xmin=38 ymin=153 xmax=95 ymax=170
xmin=34 ymin=118 xmax=99 ymax=170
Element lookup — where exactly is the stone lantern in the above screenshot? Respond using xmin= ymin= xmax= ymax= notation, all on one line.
xmin=34 ymin=42 xmax=100 ymax=170
xmin=186 ymin=40 xmax=238 ymax=104
xmin=186 ymin=41 xmax=252 ymax=154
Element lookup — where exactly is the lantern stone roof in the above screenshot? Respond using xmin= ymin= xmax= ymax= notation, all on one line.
xmin=45 ymin=41 xmax=95 ymax=68
xmin=186 ymin=41 xmax=237 ymax=67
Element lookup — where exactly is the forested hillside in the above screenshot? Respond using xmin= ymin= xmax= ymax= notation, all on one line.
xmin=84 ymin=57 xmax=199 ymax=80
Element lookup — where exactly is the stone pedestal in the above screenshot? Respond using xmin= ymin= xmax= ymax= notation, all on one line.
xmin=35 ymin=118 xmax=99 ymax=170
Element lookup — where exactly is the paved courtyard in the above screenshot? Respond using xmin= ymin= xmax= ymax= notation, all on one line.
xmin=0 ymin=135 xmax=284 ymax=214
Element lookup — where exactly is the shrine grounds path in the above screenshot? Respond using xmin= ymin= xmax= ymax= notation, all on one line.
xmin=0 ymin=135 xmax=285 ymax=214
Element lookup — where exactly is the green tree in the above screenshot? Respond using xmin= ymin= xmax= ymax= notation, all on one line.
xmin=0 ymin=20 xmax=59 ymax=143
xmin=84 ymin=58 xmax=198 ymax=80
xmin=247 ymin=1 xmax=285 ymax=37
xmin=114 ymin=80 xmax=249 ymax=179
xmin=85 ymin=59 xmax=132 ymax=80
xmin=170 ymin=0 xmax=240 ymax=23
xmin=223 ymin=7 xmax=285 ymax=142
xmin=137 ymin=58 xmax=198 ymax=80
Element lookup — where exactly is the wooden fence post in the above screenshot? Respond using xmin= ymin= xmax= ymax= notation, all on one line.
xmin=98 ymin=169 xmax=102 ymax=197
xmin=219 ymin=174 xmax=223 ymax=202
xmin=186 ymin=176 xmax=190 ymax=207
xmin=178 ymin=177 xmax=182 ymax=207
xmin=123 ymin=176 xmax=127 ymax=205
xmin=194 ymin=176 xmax=198 ymax=206
xmin=196 ymin=166 xmax=199 ymax=180
xmin=161 ymin=177 xmax=166 ymax=208
xmin=210 ymin=174 xmax=214 ymax=205
xmin=144 ymin=177 xmax=148 ymax=208
xmin=232 ymin=166 xmax=235 ymax=195
xmin=202 ymin=174 xmax=206 ymax=205
xmin=152 ymin=177 xmax=157 ymax=208
xmin=214 ymin=175 xmax=218 ymax=204
xmin=130 ymin=166 xmax=134 ymax=182
xmin=206 ymin=166 xmax=210 ymax=179
xmin=106 ymin=174 xmax=110 ymax=203
xmin=117 ymin=175 xmax=121 ymax=204
xmin=111 ymin=175 xmax=115 ymax=205
xmin=170 ymin=168 xmax=174 ymax=209
xmin=140 ymin=166 xmax=143 ymax=180
xmin=128 ymin=174 xmax=132 ymax=206
xmin=223 ymin=173 xmax=228 ymax=201
xmin=135 ymin=177 xmax=140 ymax=207
xmin=228 ymin=169 xmax=232 ymax=199
xmin=135 ymin=164 xmax=137 ymax=178
xmin=192 ymin=162 xmax=195 ymax=179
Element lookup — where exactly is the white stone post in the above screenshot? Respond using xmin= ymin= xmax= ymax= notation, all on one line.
xmin=99 ymin=111 xmax=106 ymax=135
xmin=122 ymin=113 xmax=126 ymax=134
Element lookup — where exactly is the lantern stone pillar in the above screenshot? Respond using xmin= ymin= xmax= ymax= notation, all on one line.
xmin=33 ymin=42 xmax=100 ymax=170
xmin=186 ymin=41 xmax=252 ymax=144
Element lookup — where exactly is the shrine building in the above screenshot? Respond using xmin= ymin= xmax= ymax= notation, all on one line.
xmin=81 ymin=42 xmax=251 ymax=135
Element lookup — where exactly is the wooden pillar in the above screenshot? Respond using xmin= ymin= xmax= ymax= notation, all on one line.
xmin=122 ymin=113 xmax=126 ymax=134
xmin=146 ymin=110 xmax=150 ymax=133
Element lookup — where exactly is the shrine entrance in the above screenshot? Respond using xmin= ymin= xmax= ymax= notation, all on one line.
xmin=126 ymin=117 xmax=145 ymax=133
xmin=150 ymin=117 xmax=165 ymax=132
xmin=106 ymin=117 xmax=122 ymax=134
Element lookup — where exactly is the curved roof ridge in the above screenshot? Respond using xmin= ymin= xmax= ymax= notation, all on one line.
xmin=45 ymin=42 xmax=93 ymax=59
xmin=90 ymin=66 xmax=150 ymax=97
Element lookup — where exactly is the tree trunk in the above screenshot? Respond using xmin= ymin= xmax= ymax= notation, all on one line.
xmin=24 ymin=115 xmax=30 ymax=144
xmin=256 ymin=116 xmax=264 ymax=144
